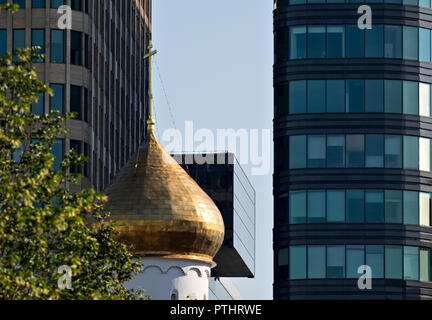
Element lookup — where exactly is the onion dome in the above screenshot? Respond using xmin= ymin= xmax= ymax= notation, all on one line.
xmin=105 ymin=131 xmax=225 ymax=265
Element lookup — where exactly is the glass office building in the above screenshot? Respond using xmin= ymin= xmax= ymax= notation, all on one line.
xmin=0 ymin=0 xmax=152 ymax=192
xmin=274 ymin=0 xmax=432 ymax=299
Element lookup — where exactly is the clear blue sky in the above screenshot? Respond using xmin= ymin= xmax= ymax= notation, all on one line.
xmin=152 ymin=1 xmax=274 ymax=299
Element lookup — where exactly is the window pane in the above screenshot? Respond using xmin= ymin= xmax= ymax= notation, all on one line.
xmin=275 ymin=84 xmax=289 ymax=116
xmin=307 ymin=80 xmax=325 ymax=113
xmin=365 ymin=190 xmax=384 ymax=223
xmin=15 ymin=0 xmax=25 ymax=8
xmin=278 ymin=248 xmax=289 ymax=266
xmin=289 ymin=190 xmax=306 ymax=224
xmin=327 ymin=25 xmax=344 ymax=58
xmin=404 ymin=246 xmax=419 ymax=280
xmin=327 ymin=190 xmax=345 ymax=223
xmin=404 ymin=191 xmax=419 ymax=225
xmin=403 ymin=26 xmax=419 ymax=60
xmin=403 ymin=81 xmax=419 ymax=115
xmin=365 ymin=25 xmax=383 ymax=57
xmin=384 ymin=80 xmax=402 ymax=113
xmin=347 ymin=245 xmax=365 ymax=278
xmin=327 ymin=245 xmax=345 ymax=278
xmin=31 ymin=29 xmax=45 ymax=62
xmin=289 ymin=246 xmax=306 ymax=279
xmin=385 ymin=246 xmax=402 ymax=279
xmin=308 ymin=190 xmax=326 ymax=223
xmin=31 ymin=93 xmax=44 ymax=115
xmin=346 ymin=189 xmax=365 ymax=223
xmin=289 ymin=80 xmax=306 ymax=114
xmin=419 ymin=0 xmax=431 ymax=6
xmin=346 ymin=80 xmax=365 ymax=113
xmin=385 ymin=190 xmax=403 ymax=224
xmin=347 ymin=25 xmax=364 ymax=58
xmin=384 ymin=25 xmax=402 ymax=59
xmin=51 ymin=30 xmax=64 ymax=63
xmin=403 ymin=136 xmax=419 ymax=170
xmin=419 ymin=28 xmax=431 ymax=62
xmin=308 ymin=246 xmax=326 ymax=279
xmin=71 ymin=0 xmax=82 ymax=11
xmin=52 ymin=139 xmax=63 ymax=171
xmin=13 ymin=29 xmax=25 ymax=60
xmin=70 ymin=85 xmax=82 ymax=120
xmin=32 ymin=0 xmax=45 ymax=8
xmin=289 ymin=135 xmax=306 ymax=169
xmin=308 ymin=135 xmax=326 ymax=168
xmin=366 ymin=245 xmax=384 ymax=279
xmin=419 ymin=137 xmax=430 ymax=172
xmin=346 ymin=135 xmax=365 ymax=168
xmin=419 ymin=192 xmax=430 ymax=227
xmin=366 ymin=134 xmax=384 ymax=168
xmin=365 ymin=80 xmax=384 ymax=112
xmin=290 ymin=26 xmax=306 ymax=59
xmin=327 ymin=135 xmax=345 ymax=168
xmin=276 ymin=28 xmax=289 ymax=62
xmin=0 ymin=29 xmax=6 ymax=56
xmin=50 ymin=84 xmax=64 ymax=114
xmin=327 ymin=80 xmax=345 ymax=112
xmin=51 ymin=0 xmax=64 ymax=8
xmin=71 ymin=31 xmax=82 ymax=65
xmin=420 ymin=249 xmax=430 ymax=282
xmin=385 ymin=135 xmax=402 ymax=168
xmin=419 ymin=83 xmax=430 ymax=117
xmin=308 ymin=26 xmax=326 ymax=58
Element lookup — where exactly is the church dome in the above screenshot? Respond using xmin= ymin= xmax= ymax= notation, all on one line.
xmin=105 ymin=132 xmax=225 ymax=265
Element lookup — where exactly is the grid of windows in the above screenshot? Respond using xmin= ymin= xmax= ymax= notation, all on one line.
xmin=277 ymin=25 xmax=432 ymax=63
xmin=276 ymin=80 xmax=431 ymax=116
xmin=276 ymin=0 xmax=432 ymax=7
xmin=282 ymin=189 xmax=431 ymax=226
xmin=284 ymin=134 xmax=430 ymax=171
xmin=278 ymin=245 xmax=431 ymax=281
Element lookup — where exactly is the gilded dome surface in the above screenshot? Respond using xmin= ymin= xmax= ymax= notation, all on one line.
xmin=105 ymin=132 xmax=225 ymax=264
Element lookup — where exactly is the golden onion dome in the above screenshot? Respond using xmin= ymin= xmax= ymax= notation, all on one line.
xmin=104 ymin=132 xmax=225 ymax=265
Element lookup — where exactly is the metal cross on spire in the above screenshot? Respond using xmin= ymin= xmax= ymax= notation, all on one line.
xmin=144 ymin=40 xmax=158 ymax=135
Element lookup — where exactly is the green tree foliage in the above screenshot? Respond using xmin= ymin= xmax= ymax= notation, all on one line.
xmin=0 ymin=4 xmax=145 ymax=300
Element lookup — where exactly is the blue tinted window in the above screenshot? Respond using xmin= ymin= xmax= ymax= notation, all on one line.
xmin=384 ymin=25 xmax=402 ymax=59
xmin=326 ymin=80 xmax=345 ymax=112
xmin=31 ymin=93 xmax=44 ymax=115
xmin=289 ymin=80 xmax=306 ymax=114
xmin=404 ymin=191 xmax=419 ymax=225
xmin=70 ymin=85 xmax=82 ymax=119
xmin=346 ymin=189 xmax=364 ymax=223
xmin=420 ymin=28 xmax=431 ymax=62
xmin=346 ymin=80 xmax=365 ymax=113
xmin=308 ymin=26 xmax=326 ymax=58
xmin=290 ymin=26 xmax=306 ymax=59
xmin=307 ymin=80 xmax=325 ymax=113
xmin=404 ymin=246 xmax=419 ymax=280
xmin=385 ymin=190 xmax=403 ymax=223
xmin=403 ymin=136 xmax=419 ymax=170
xmin=385 ymin=246 xmax=403 ymax=279
xmin=32 ymin=0 xmax=45 ymax=7
xmin=347 ymin=245 xmax=364 ymax=278
xmin=52 ymin=139 xmax=63 ymax=171
xmin=31 ymin=29 xmax=45 ymax=62
xmin=346 ymin=25 xmax=364 ymax=58
xmin=289 ymin=191 xmax=306 ymax=224
xmin=50 ymin=84 xmax=64 ymax=114
xmin=0 ymin=29 xmax=6 ymax=57
xmin=365 ymin=80 xmax=383 ymax=112
xmin=419 ymin=0 xmax=431 ymax=6
xmin=308 ymin=190 xmax=326 ymax=223
xmin=14 ymin=0 xmax=25 ymax=8
xmin=365 ymin=25 xmax=383 ymax=57
xmin=420 ymin=249 xmax=430 ymax=282
xmin=289 ymin=135 xmax=306 ymax=169
xmin=51 ymin=0 xmax=64 ymax=8
xmin=384 ymin=80 xmax=402 ymax=113
xmin=385 ymin=135 xmax=402 ymax=168
xmin=366 ymin=134 xmax=384 ymax=168
xmin=366 ymin=246 xmax=384 ymax=279
xmin=13 ymin=29 xmax=25 ymax=59
xmin=327 ymin=246 xmax=345 ymax=278
xmin=327 ymin=190 xmax=345 ymax=223
xmin=403 ymin=26 xmax=419 ymax=60
xmin=290 ymin=246 xmax=306 ymax=279
xmin=308 ymin=246 xmax=326 ymax=279
xmin=327 ymin=26 xmax=344 ymax=58
xmin=71 ymin=0 xmax=82 ymax=10
xmin=403 ymin=81 xmax=419 ymax=115
xmin=327 ymin=135 xmax=345 ymax=168
xmin=365 ymin=190 xmax=384 ymax=223
xmin=50 ymin=30 xmax=64 ymax=63
xmin=346 ymin=135 xmax=365 ymax=168
xmin=71 ymin=31 xmax=82 ymax=65
xmin=307 ymin=135 xmax=326 ymax=168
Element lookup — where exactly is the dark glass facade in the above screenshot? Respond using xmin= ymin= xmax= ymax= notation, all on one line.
xmin=274 ymin=1 xmax=432 ymax=299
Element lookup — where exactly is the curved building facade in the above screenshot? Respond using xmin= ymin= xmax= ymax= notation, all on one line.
xmin=0 ymin=0 xmax=151 ymax=192
xmin=273 ymin=0 xmax=432 ymax=299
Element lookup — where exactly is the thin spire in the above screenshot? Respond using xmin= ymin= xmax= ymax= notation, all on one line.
xmin=144 ymin=40 xmax=158 ymax=135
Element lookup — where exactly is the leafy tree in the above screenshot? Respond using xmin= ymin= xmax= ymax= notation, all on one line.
xmin=0 ymin=4 xmax=145 ymax=300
